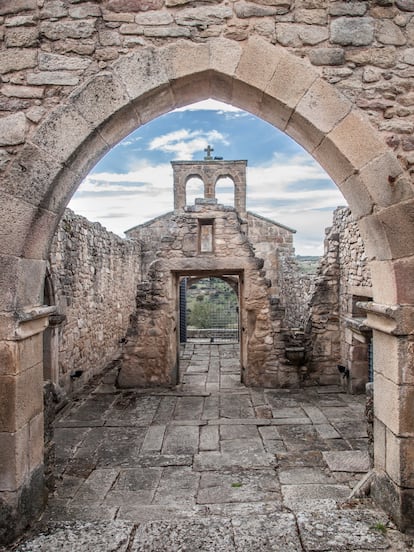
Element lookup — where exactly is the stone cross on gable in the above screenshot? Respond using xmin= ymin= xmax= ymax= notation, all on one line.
xmin=204 ymin=145 xmax=214 ymax=160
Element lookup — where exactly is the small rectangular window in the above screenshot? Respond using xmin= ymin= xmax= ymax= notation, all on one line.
xmin=199 ymin=219 xmax=214 ymax=253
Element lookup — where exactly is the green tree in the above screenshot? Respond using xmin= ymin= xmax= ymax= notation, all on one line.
xmin=188 ymin=301 xmax=213 ymax=328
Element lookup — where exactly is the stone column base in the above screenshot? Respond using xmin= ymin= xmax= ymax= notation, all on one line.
xmin=0 ymin=466 xmax=46 ymax=545
xmin=371 ymin=470 xmax=414 ymax=532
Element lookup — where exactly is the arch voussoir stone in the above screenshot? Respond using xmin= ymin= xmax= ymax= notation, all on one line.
xmin=266 ymin=49 xmax=319 ymax=127
xmin=325 ymin=110 xmax=390 ymax=171
xmin=235 ymin=36 xmax=284 ymax=94
xmin=312 ymin=110 xmax=393 ymax=213
xmin=31 ymin=104 xmax=94 ymax=166
xmin=170 ymin=72 xmax=212 ymax=112
xmin=161 ymin=40 xmax=211 ymax=82
xmin=3 ymin=144 xmax=63 ymax=213
xmin=373 ymin=200 xmax=414 ymax=261
xmin=293 ymin=78 xmax=352 ymax=137
xmin=371 ymin=257 xmax=414 ymax=305
xmin=357 ymin=152 xmax=412 ymax=210
xmin=209 ymin=38 xmax=242 ymax=77
xmin=68 ymin=72 xmax=131 ymax=129
xmin=112 ymin=46 xmax=171 ymax=103
xmin=339 ymin=173 xmax=375 ymax=220
xmin=0 ymin=192 xmax=44 ymax=259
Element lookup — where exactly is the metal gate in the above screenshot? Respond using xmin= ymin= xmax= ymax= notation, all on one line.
xmin=184 ymin=277 xmax=239 ymax=342
xmin=179 ymin=278 xmax=187 ymax=343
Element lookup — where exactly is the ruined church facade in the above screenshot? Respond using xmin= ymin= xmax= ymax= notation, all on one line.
xmin=120 ymin=156 xmax=306 ymax=388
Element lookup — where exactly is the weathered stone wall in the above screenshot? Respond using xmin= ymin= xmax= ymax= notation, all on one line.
xmin=336 ymin=206 xmax=373 ymax=393
xmin=1 ymin=0 xmax=414 ymax=180
xmin=48 ymin=209 xmax=140 ymax=392
xmin=306 ymin=206 xmax=372 ymax=390
xmin=245 ymin=211 xmax=311 ymax=327
xmin=278 ymin=252 xmax=314 ymax=329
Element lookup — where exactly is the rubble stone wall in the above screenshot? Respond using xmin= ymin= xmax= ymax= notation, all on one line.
xmin=245 ymin=212 xmax=312 ymax=328
xmin=306 ymin=206 xmax=372 ymax=390
xmin=48 ymin=209 xmax=140 ymax=392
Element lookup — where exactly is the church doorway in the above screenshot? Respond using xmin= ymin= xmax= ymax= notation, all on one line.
xmin=175 ymin=271 xmax=244 ymax=387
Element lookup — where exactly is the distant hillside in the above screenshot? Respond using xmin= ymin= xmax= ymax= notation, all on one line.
xmin=296 ymin=255 xmax=320 ymax=274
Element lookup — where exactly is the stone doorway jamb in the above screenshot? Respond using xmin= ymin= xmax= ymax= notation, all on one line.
xmin=359 ymin=301 xmax=414 ymax=530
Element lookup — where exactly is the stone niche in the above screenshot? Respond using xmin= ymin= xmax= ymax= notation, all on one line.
xmin=118 ymin=157 xmax=305 ymax=388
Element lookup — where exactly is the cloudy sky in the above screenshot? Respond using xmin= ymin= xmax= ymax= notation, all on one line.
xmin=69 ymin=100 xmax=346 ymax=255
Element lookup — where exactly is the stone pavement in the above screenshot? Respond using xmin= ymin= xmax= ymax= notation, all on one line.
xmin=6 ymin=344 xmax=412 ymax=551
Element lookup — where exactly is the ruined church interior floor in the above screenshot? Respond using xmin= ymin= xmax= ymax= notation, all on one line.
xmin=7 ymin=344 xmax=412 ymax=551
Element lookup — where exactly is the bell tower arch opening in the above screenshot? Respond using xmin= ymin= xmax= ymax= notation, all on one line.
xmin=185 ymin=175 xmax=204 ymax=207
xmin=215 ymin=176 xmax=235 ymax=208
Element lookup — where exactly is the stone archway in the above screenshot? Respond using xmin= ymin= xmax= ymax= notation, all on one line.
xmin=1 ymin=36 xmax=413 ymax=539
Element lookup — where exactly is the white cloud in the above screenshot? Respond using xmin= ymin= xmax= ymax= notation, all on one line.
xmin=173 ymin=99 xmax=242 ymax=113
xmin=147 ymin=128 xmax=228 ymax=159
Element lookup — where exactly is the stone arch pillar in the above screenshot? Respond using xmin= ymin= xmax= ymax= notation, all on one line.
xmin=0 ymin=36 xmax=413 ymax=537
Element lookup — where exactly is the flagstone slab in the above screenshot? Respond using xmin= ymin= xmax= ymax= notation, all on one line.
xmin=263 ymin=440 xmax=287 ymax=453
xmin=302 ymin=405 xmax=329 ymax=424
xmin=197 ymin=470 xmax=280 ymax=504
xmin=173 ymin=395 xmax=205 ymax=420
xmin=72 ymin=468 xmax=119 ymax=503
xmin=95 ymin=427 xmax=147 ymax=467
xmin=279 ymin=467 xmax=335 ymax=485
xmin=209 ymin=418 xmax=271 ymax=425
xmin=258 ymin=426 xmax=281 ymax=440
xmin=113 ymin=467 xmax=162 ymax=491
xmin=323 ymin=450 xmax=371 ymax=472
xmin=268 ymin=407 xmax=305 ymax=418
xmin=220 ymin=423 xmax=260 ymax=440
xmin=282 ymin=484 xmax=350 ymax=511
xmin=296 ymin=510 xmax=389 ymax=550
xmin=220 ymin=437 xmax=264 ymax=454
xmin=333 ymin=421 xmax=368 ymax=438
xmin=116 ymin=504 xmax=204 ymax=521
xmin=14 ymin=521 xmax=133 ymax=551
xmin=204 ymin=501 xmax=283 ymax=516
xmin=193 ymin=451 xmax=276 ymax=471
xmin=200 ymin=424 xmax=220 ymax=451
xmin=162 ymin=425 xmax=199 ymax=455
xmin=141 ymin=425 xmax=166 ymax=452
xmin=187 ymin=364 xmax=208 ymax=373
xmin=152 ymin=467 xmax=200 ymax=506
xmin=104 ymin=489 xmax=155 ymax=507
xmin=314 ymin=423 xmax=341 ymax=439
xmin=105 ymin=394 xmax=160 ymax=426
xmin=271 ymin=417 xmax=312 ymax=426
xmin=232 ymin=513 xmax=302 ymax=552
xmin=277 ymin=450 xmax=325 ymax=468
xmin=131 ymin=519 xmax=236 ymax=552
xmin=62 ymin=395 xmax=116 ymax=424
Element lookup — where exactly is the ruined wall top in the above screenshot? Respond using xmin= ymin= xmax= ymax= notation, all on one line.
xmin=171 ymin=159 xmax=247 ymax=213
